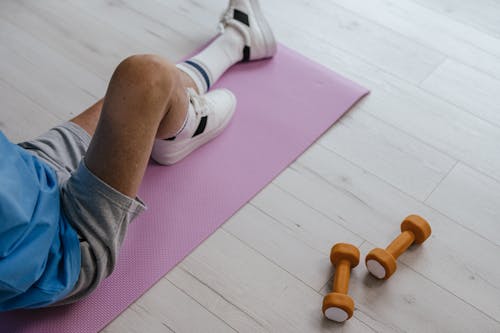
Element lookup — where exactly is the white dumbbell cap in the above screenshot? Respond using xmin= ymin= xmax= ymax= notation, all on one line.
xmin=366 ymin=259 xmax=386 ymax=279
xmin=324 ymin=307 xmax=349 ymax=322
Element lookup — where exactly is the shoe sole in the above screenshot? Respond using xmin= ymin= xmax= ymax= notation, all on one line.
xmin=151 ymin=91 xmax=237 ymax=165
xmin=248 ymin=0 xmax=277 ymax=59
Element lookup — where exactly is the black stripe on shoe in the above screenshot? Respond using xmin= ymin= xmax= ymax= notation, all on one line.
xmin=242 ymin=45 xmax=250 ymax=62
xmin=184 ymin=60 xmax=211 ymax=90
xmin=233 ymin=9 xmax=250 ymax=26
xmin=164 ymin=136 xmax=176 ymax=141
xmin=192 ymin=115 xmax=208 ymax=137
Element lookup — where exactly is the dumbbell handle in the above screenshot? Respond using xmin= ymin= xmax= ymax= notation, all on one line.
xmin=385 ymin=230 xmax=415 ymax=259
xmin=332 ymin=259 xmax=351 ymax=294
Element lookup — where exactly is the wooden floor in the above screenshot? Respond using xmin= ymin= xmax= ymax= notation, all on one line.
xmin=1 ymin=0 xmax=500 ymax=332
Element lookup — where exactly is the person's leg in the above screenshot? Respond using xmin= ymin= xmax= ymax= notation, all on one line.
xmin=177 ymin=0 xmax=276 ymax=94
xmin=72 ymin=54 xmax=189 ymax=197
xmin=48 ymin=56 xmax=213 ymax=306
xmin=71 ymin=0 xmax=279 ymax=189
xmin=70 ymin=100 xmax=102 ymax=136
xmin=71 ymin=68 xmax=199 ymax=137
xmin=149 ymin=0 xmax=276 ymax=164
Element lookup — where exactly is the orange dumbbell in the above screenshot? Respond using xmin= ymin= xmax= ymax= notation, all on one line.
xmin=366 ymin=215 xmax=431 ymax=280
xmin=322 ymin=243 xmax=360 ymax=322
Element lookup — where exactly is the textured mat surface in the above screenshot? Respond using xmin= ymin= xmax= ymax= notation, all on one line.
xmin=0 ymin=44 xmax=368 ymax=332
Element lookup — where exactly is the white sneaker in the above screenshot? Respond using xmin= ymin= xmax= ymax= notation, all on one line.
xmin=219 ymin=0 xmax=277 ymax=62
xmin=152 ymin=88 xmax=236 ymax=165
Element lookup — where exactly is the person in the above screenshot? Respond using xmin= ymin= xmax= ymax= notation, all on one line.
xmin=0 ymin=0 xmax=276 ymax=311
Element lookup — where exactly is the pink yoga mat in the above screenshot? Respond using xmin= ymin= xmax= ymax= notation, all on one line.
xmin=1 ymin=44 xmax=368 ymax=332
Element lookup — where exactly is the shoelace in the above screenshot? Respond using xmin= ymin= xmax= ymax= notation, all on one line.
xmin=187 ymin=88 xmax=209 ymax=117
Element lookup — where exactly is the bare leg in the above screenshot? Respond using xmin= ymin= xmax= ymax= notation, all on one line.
xmin=71 ymin=55 xmax=195 ymax=197
xmin=71 ymin=70 xmax=198 ymax=137
xmin=70 ymin=99 xmax=103 ymax=136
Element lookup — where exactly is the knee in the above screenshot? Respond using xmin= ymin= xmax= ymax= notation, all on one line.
xmin=112 ymin=54 xmax=178 ymax=94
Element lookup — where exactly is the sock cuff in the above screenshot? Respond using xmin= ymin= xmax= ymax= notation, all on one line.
xmin=177 ymin=61 xmax=211 ymax=93
xmin=176 ymin=63 xmax=206 ymax=93
xmin=186 ymin=59 xmax=213 ymax=90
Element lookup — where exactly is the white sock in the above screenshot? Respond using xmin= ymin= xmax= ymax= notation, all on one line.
xmin=177 ymin=27 xmax=245 ymax=93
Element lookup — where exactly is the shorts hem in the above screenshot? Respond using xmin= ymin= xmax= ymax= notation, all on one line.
xmin=62 ymin=122 xmax=92 ymax=149
xmin=78 ymin=160 xmax=147 ymax=214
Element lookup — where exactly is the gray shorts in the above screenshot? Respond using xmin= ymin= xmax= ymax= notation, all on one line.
xmin=18 ymin=122 xmax=145 ymax=305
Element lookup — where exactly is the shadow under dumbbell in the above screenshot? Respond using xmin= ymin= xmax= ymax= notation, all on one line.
xmin=362 ymin=272 xmax=386 ymax=287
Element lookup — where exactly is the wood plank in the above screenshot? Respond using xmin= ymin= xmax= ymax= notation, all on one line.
xmin=104 ymin=279 xmax=236 ymax=333
xmin=0 ymin=18 xmax=106 ymax=99
xmin=0 ymin=0 xmax=145 ymax=80
xmin=265 ymin=12 xmax=500 ymax=183
xmin=157 ymin=0 xmax=227 ymax=18
xmin=102 ymin=303 xmax=174 ymax=333
xmin=320 ymin=242 xmax=500 ymax=333
xmin=361 ymin=77 xmax=500 ymax=183
xmin=250 ymin=183 xmax=363 ymax=254
xmin=273 ymin=144 xmax=500 ymax=322
xmin=0 ymin=79 xmax=60 ymax=142
xmin=421 ymin=59 xmax=500 ymax=127
xmin=178 ymin=229 xmax=374 ymax=332
xmin=413 ymin=0 xmax=500 ymax=39
xmin=426 ymin=163 xmax=500 ymax=245
xmin=67 ymin=0 xmax=211 ymax=61
xmin=329 ymin=0 xmax=500 ymax=80
xmin=167 ymin=267 xmax=265 ymax=333
xmin=264 ymin=0 xmax=445 ymax=84
xmin=222 ymin=204 xmax=353 ymax=291
xmin=319 ymin=110 xmax=456 ymax=200
xmin=0 ymin=44 xmax=96 ymax=120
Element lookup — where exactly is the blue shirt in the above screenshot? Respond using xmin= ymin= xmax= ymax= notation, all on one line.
xmin=0 ymin=131 xmax=80 ymax=311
